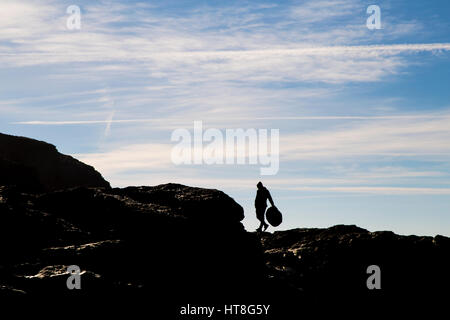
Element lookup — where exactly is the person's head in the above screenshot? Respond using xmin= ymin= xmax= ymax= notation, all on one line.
xmin=257 ymin=181 xmax=263 ymax=189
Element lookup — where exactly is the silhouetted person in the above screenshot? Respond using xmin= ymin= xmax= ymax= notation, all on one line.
xmin=255 ymin=182 xmax=274 ymax=232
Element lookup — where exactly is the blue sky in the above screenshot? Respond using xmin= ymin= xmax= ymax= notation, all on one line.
xmin=1 ymin=0 xmax=450 ymax=236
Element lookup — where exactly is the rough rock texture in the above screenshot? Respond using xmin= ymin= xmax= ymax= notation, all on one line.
xmin=0 ymin=133 xmax=110 ymax=191
xmin=1 ymin=185 xmax=449 ymax=314
xmin=260 ymin=225 xmax=450 ymax=303
xmin=1 ymin=134 xmax=448 ymax=314
xmin=0 ymin=184 xmax=266 ymax=302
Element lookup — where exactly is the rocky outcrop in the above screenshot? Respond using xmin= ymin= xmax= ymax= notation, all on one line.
xmin=1 ymin=184 xmax=449 ymax=313
xmin=0 ymin=184 xmax=264 ymax=302
xmin=0 ymin=133 xmax=110 ymax=191
xmin=260 ymin=225 xmax=450 ymax=302
xmin=1 ymin=134 xmax=448 ymax=313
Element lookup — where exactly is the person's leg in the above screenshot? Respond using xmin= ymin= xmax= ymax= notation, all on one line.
xmin=256 ymin=207 xmax=266 ymax=232
xmin=256 ymin=220 xmax=264 ymax=232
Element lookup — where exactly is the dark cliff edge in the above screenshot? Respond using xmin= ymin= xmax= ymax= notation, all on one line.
xmin=0 ymin=133 xmax=110 ymax=191
xmin=0 ymin=134 xmax=448 ymax=315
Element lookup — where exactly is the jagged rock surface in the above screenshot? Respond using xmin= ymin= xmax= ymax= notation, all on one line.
xmin=260 ymin=225 xmax=450 ymax=301
xmin=0 ymin=184 xmax=265 ymax=300
xmin=1 ymin=134 xmax=448 ymax=311
xmin=0 ymin=184 xmax=449 ymax=311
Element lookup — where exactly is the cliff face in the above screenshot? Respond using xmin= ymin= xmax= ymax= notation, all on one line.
xmin=0 ymin=133 xmax=110 ymax=191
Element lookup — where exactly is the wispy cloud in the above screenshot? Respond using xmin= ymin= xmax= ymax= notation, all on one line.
xmin=0 ymin=0 xmax=447 ymax=85
xmin=104 ymin=111 xmax=115 ymax=137
xmin=75 ymin=143 xmax=175 ymax=175
xmin=286 ymin=186 xmax=450 ymax=195
xmin=14 ymin=113 xmax=450 ymax=125
xmin=281 ymin=112 xmax=450 ymax=160
xmin=69 ymin=108 xmax=450 ymax=196
xmin=290 ymin=0 xmax=362 ymax=24
xmin=2 ymin=1 xmax=450 ymax=204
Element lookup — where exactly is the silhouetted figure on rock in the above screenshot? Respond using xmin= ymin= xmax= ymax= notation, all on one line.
xmin=255 ymin=182 xmax=274 ymax=232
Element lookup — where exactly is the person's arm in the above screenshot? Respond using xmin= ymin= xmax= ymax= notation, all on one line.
xmin=267 ymin=189 xmax=275 ymax=207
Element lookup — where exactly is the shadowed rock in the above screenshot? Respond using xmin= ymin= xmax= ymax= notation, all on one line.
xmin=260 ymin=225 xmax=450 ymax=303
xmin=0 ymin=184 xmax=264 ymax=302
xmin=0 ymin=133 xmax=110 ymax=191
xmin=0 ymin=134 xmax=448 ymax=313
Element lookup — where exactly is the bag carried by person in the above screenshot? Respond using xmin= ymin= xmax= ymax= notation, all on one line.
xmin=266 ymin=206 xmax=282 ymax=227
